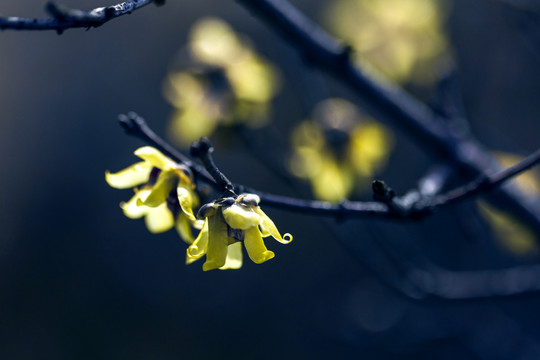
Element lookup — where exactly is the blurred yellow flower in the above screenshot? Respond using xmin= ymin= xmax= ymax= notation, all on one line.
xmin=289 ymin=98 xmax=392 ymax=202
xmin=187 ymin=194 xmax=292 ymax=271
xmin=105 ymin=146 xmax=202 ymax=243
xmin=325 ymin=0 xmax=449 ymax=84
xmin=163 ymin=17 xmax=281 ymax=146
xmin=477 ymin=152 xmax=540 ymax=255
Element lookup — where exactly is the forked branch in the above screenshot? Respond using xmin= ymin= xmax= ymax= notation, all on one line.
xmin=119 ymin=112 xmax=540 ymax=221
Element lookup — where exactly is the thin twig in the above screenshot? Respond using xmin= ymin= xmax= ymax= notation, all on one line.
xmin=118 ymin=113 xmax=393 ymax=217
xmin=190 ymin=137 xmax=237 ymax=197
xmin=434 ymin=148 xmax=540 ymax=207
xmin=0 ymin=0 xmax=163 ymax=33
xmin=233 ymin=0 xmax=540 ymax=233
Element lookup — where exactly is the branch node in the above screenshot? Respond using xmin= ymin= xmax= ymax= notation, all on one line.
xmin=104 ymin=7 xmax=116 ymax=20
xmin=372 ymin=180 xmax=395 ymax=203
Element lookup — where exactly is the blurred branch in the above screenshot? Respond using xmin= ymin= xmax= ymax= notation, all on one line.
xmin=119 ymin=112 xmax=540 ymax=221
xmin=409 ymin=263 xmax=540 ymax=299
xmin=432 ymin=68 xmax=471 ymax=137
xmin=233 ymin=0 xmax=540 ymax=234
xmin=0 ymin=0 xmax=163 ymax=33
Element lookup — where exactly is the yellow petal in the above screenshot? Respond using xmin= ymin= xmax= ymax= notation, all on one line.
xmin=177 ymin=185 xmax=197 ymax=222
xmin=144 ymin=204 xmax=174 ymax=233
xmin=121 ymin=189 xmax=151 ymax=219
xmin=175 ymin=213 xmax=195 ymax=244
xmin=244 ymin=226 xmax=275 ymax=264
xmin=134 ymin=146 xmax=176 ymax=170
xmin=203 ymin=212 xmax=229 ymax=271
xmin=187 ymin=219 xmax=209 ymax=260
xmin=222 ymin=203 xmax=261 ymax=230
xmin=105 ymin=161 xmax=152 ymax=189
xmin=219 ymin=242 xmax=243 ymax=270
xmin=138 ymin=171 xmax=178 ymax=208
xmin=253 ymin=207 xmax=293 ymax=244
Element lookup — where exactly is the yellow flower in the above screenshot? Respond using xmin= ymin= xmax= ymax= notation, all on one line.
xmin=163 ymin=17 xmax=281 ymax=146
xmin=289 ymin=98 xmax=392 ymax=202
xmin=105 ymin=146 xmax=202 ymax=243
xmin=325 ymin=0 xmax=449 ymax=84
xmin=186 ymin=194 xmax=292 ymax=271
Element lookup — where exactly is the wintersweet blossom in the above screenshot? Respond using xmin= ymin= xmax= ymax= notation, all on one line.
xmin=186 ymin=194 xmax=292 ymax=271
xmin=105 ymin=146 xmax=201 ymax=242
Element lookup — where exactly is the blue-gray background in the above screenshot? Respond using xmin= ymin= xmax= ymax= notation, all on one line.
xmin=1 ymin=1 xmax=540 ymax=359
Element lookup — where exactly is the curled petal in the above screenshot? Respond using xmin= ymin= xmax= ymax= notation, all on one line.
xmin=121 ymin=189 xmax=151 ymax=219
xmin=203 ymin=212 xmax=229 ymax=271
xmin=254 ymin=207 xmax=293 ymax=244
xmin=244 ymin=227 xmax=275 ymax=264
xmin=144 ymin=204 xmax=175 ymax=234
xmin=134 ymin=146 xmax=176 ymax=170
xmin=187 ymin=219 xmax=209 ymax=261
xmin=105 ymin=161 xmax=152 ymax=189
xmin=186 ymin=255 xmax=198 ymax=265
xmin=176 ymin=213 xmax=195 ymax=244
xmin=177 ymin=186 xmax=197 ymax=222
xmin=219 ymin=242 xmax=243 ymax=270
xmin=222 ymin=203 xmax=261 ymax=230
xmin=138 ymin=171 xmax=178 ymax=208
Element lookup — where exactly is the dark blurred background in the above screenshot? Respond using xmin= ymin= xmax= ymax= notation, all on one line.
xmin=1 ymin=0 xmax=540 ymax=359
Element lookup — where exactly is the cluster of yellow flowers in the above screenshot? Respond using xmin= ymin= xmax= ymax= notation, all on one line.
xmin=106 ymin=147 xmax=292 ymax=270
xmin=163 ymin=17 xmax=281 ymax=146
xmin=325 ymin=0 xmax=449 ymax=85
xmin=289 ymin=98 xmax=392 ymax=202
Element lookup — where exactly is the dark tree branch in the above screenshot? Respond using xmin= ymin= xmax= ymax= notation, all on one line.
xmin=233 ymin=0 xmax=540 ymax=234
xmin=0 ymin=0 xmax=163 ymax=33
xmin=119 ymin=113 xmax=540 ymax=222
